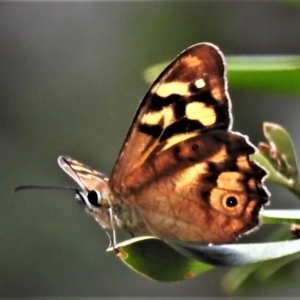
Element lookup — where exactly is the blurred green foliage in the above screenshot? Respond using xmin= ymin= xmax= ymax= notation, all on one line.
xmin=1 ymin=1 xmax=300 ymax=297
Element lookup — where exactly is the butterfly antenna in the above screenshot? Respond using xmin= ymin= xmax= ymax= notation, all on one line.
xmin=14 ymin=185 xmax=80 ymax=193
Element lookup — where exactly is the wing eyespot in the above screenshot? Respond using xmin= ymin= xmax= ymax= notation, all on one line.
xmin=224 ymin=196 xmax=238 ymax=208
xmin=191 ymin=144 xmax=199 ymax=151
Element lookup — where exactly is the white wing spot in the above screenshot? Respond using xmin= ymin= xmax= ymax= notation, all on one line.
xmin=195 ymin=78 xmax=205 ymax=89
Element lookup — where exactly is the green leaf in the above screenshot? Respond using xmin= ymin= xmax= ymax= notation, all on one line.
xmin=107 ymin=234 xmax=300 ymax=282
xmin=170 ymin=238 xmax=300 ymax=266
xmin=263 ymin=122 xmax=299 ymax=179
xmin=143 ymin=55 xmax=300 ymax=96
xmin=278 ymin=0 xmax=300 ymax=8
xmin=107 ymin=236 xmax=213 ymax=282
xmin=258 ymin=142 xmax=280 ymax=172
xmin=227 ymin=55 xmax=300 ymax=71
xmin=260 ymin=209 xmax=300 ymax=225
xmin=250 ymin=152 xmax=292 ymax=189
xmin=222 ymin=226 xmax=300 ymax=294
xmin=144 ymin=62 xmax=168 ymax=84
xmin=222 ymin=251 xmax=300 ymax=294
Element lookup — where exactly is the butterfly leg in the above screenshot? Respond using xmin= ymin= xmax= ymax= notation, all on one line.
xmin=103 ymin=228 xmax=112 ymax=248
xmin=108 ymin=207 xmax=117 ymax=250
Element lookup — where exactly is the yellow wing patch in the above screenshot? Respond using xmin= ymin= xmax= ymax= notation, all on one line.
xmin=141 ymin=106 xmax=174 ymax=127
xmin=175 ymin=162 xmax=207 ymax=190
xmin=155 ymin=82 xmax=191 ymax=97
xmin=185 ymin=102 xmax=216 ymax=126
xmin=161 ymin=131 xmax=199 ymax=151
xmin=217 ymin=172 xmax=244 ymax=191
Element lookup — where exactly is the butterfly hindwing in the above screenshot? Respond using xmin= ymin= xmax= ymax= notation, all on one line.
xmin=120 ymin=130 xmax=269 ymax=243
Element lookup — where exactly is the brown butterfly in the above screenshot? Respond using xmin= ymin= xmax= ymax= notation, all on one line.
xmin=58 ymin=43 xmax=269 ymax=245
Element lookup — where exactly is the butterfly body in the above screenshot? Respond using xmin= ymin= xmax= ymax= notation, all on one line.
xmin=59 ymin=43 xmax=269 ymax=244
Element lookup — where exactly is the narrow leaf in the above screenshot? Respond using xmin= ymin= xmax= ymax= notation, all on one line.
xmin=169 ymin=239 xmax=300 ymax=267
xmin=263 ymin=122 xmax=299 ymax=179
xmin=222 ymin=252 xmax=300 ymax=294
xmin=260 ymin=209 xmax=300 ymax=225
xmin=222 ymin=225 xmax=300 ymax=293
xmin=251 ymin=152 xmax=292 ymax=188
xmin=108 ymin=236 xmax=213 ymax=282
xmin=144 ymin=55 xmax=300 ymax=96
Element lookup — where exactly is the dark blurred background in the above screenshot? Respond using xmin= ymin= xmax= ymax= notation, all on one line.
xmin=1 ymin=2 xmax=300 ymax=297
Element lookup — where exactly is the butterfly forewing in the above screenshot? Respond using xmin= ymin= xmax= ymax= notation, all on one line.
xmin=110 ymin=43 xmax=232 ymax=194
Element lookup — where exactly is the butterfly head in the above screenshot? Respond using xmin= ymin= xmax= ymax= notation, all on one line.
xmin=58 ymin=156 xmax=113 ymax=230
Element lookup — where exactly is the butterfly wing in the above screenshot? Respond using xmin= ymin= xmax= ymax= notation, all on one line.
xmin=58 ymin=156 xmax=109 ymax=192
xmin=110 ymin=43 xmax=232 ymax=193
xmin=121 ymin=131 xmax=269 ymax=243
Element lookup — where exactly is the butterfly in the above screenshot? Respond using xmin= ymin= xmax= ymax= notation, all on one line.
xmin=58 ymin=43 xmax=269 ymax=245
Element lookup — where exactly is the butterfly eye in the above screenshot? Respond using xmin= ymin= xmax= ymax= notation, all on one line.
xmin=87 ymin=190 xmax=102 ymax=207
xmin=225 ymin=196 xmax=238 ymax=208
